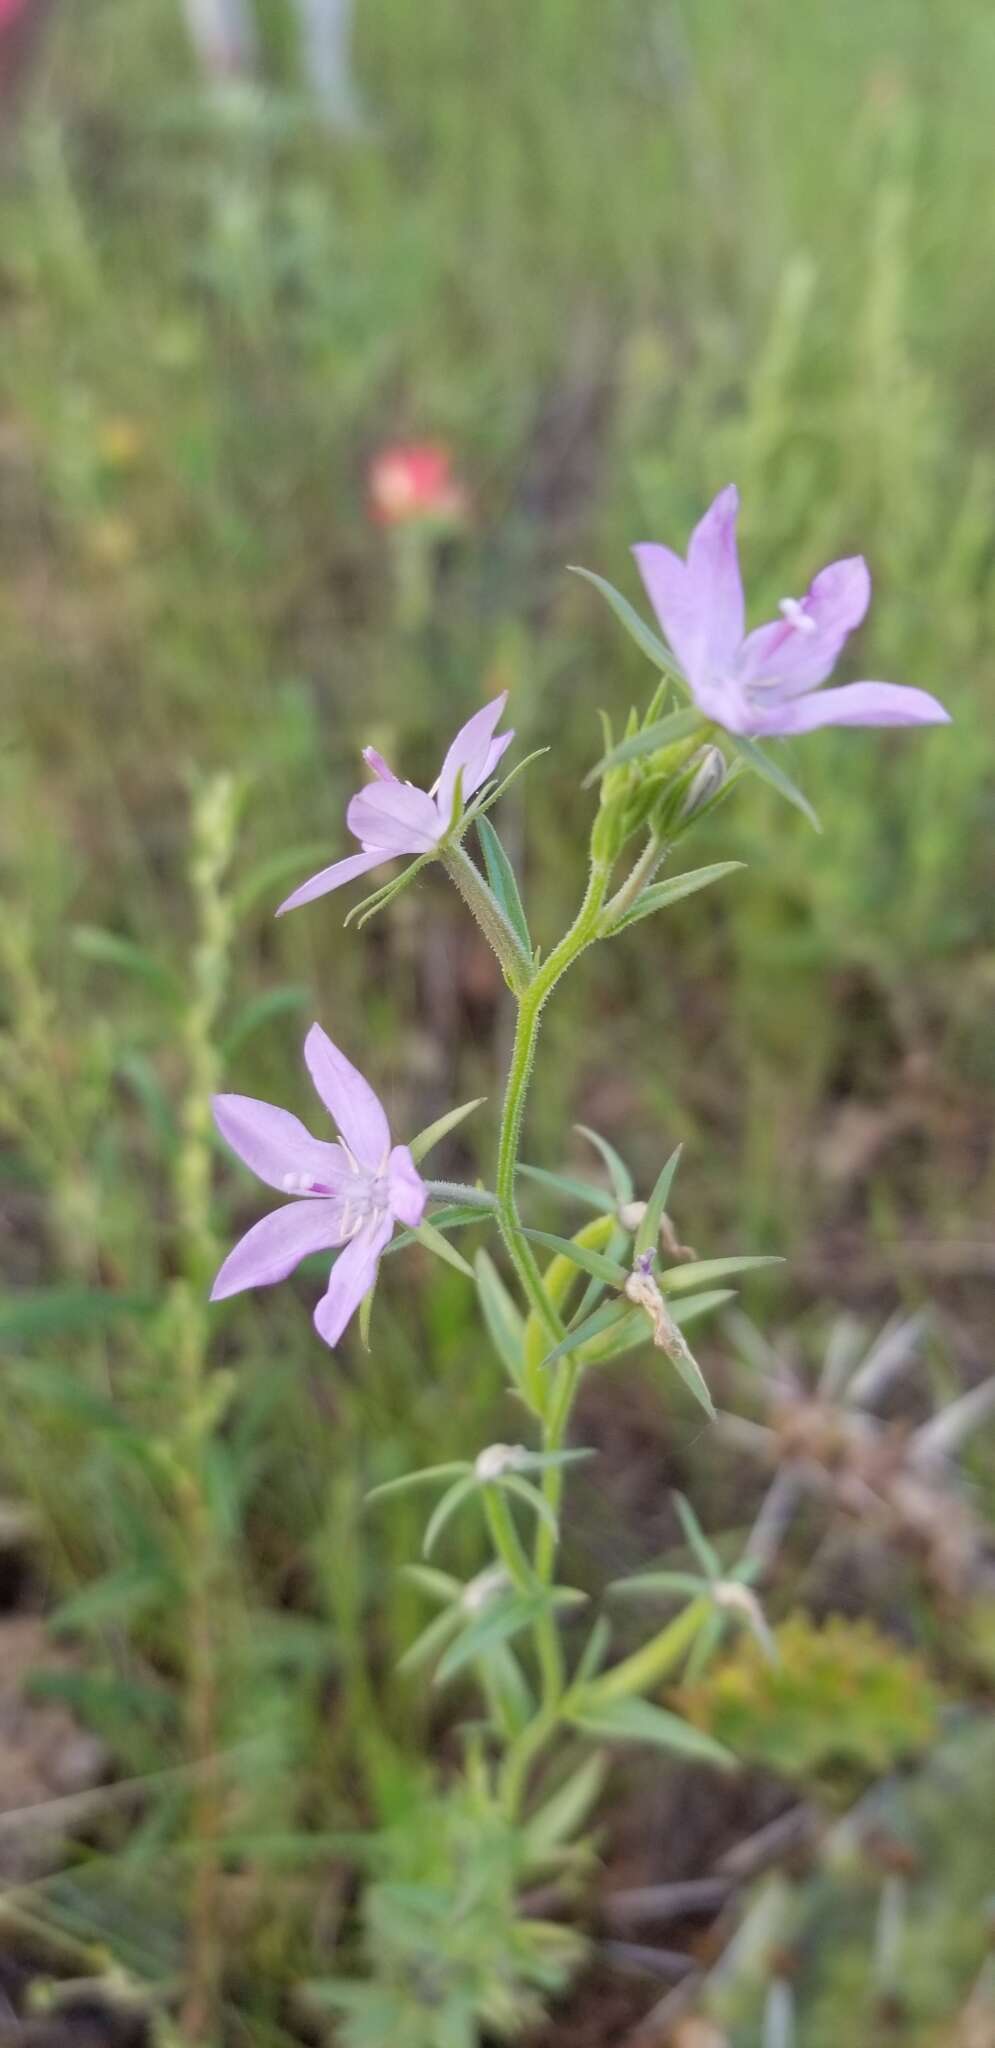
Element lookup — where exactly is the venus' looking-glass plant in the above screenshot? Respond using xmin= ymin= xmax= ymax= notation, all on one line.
xmin=210 ymin=489 xmax=950 ymax=2039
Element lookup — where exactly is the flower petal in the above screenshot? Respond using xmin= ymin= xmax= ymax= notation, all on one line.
xmin=303 ymin=1023 xmax=392 ymax=1167
xmin=632 ymin=542 xmax=701 ymax=680
xmin=210 ymin=1198 xmax=346 ymax=1301
xmin=685 ymin=485 xmax=744 ymax=671
xmin=388 ymin=1143 xmax=428 ymax=1229
xmin=434 ymin=695 xmax=511 ymax=820
xmin=314 ymin=1212 xmax=394 ymax=1348
xmin=752 ymin=680 xmax=952 ymax=736
xmin=347 ymin=779 xmax=442 ymax=854
xmin=738 ymin=556 xmax=871 ymax=697
xmin=212 ymin=1094 xmax=347 ymax=1193
xmin=276 ymin=848 xmax=387 ymax=916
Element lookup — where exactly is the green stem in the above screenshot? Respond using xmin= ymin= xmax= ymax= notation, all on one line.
xmin=492 ymin=858 xmax=612 ymax=1713
xmin=483 ymin=1485 xmax=536 ymax=1595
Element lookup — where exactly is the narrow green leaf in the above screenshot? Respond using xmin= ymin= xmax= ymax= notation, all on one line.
xmin=634 ymin=1147 xmax=683 ymax=1257
xmin=569 ymin=1694 xmax=732 ymax=1767
xmin=401 ymin=1564 xmax=461 ymax=1605
xmin=541 ymin=1298 xmax=630 ymax=1371
xmin=497 ymin=1473 xmax=559 ymax=1541
xmin=386 ymin=1205 xmax=493 ymax=1256
xmin=573 ymin=1615 xmax=614 ymax=1688
xmin=569 ymin=566 xmax=686 ymax=681
xmin=726 ymin=732 xmax=821 ymax=831
xmin=575 ymin=1124 xmax=634 ymax=1204
xmin=671 ymin=1288 xmax=736 ymax=1326
xmin=507 ymin=1448 xmax=595 ymax=1476
xmin=396 ymin=1608 xmax=461 ymax=1678
xmin=423 ymin=1475 xmax=479 ymax=1558
xmin=518 ymin=1163 xmax=615 ymax=1215
xmin=366 ymin=1462 xmax=471 ymax=1506
xmin=661 ymin=1254 xmax=783 ymax=1295
xmin=585 ymin=705 xmax=705 ymax=783
xmin=612 ymin=862 xmax=746 ymax=933
xmin=673 ymin=1492 xmax=722 ymax=1578
xmin=476 ymin=816 xmax=532 ymax=954
xmin=524 ymin=1752 xmax=608 ymax=1862
xmin=435 ymin=1594 xmax=542 ymax=1684
xmin=523 ymin=1230 xmax=629 ymax=1289
xmin=345 ymin=849 xmax=436 ymax=929
xmin=50 ymin=1564 xmax=168 ymax=1635
xmin=609 ymin=1570 xmax=708 ymax=1600
xmin=659 ymin=1318 xmax=716 ymax=1419
xmin=71 ymin=926 xmax=182 ymax=1004
xmin=411 ymin=1218 xmax=475 ymax=1278
xmin=0 ymin=1290 xmax=154 ymax=1343
xmin=475 ymin=1249 xmax=527 ymax=1389
xmin=408 ymin=1097 xmax=487 ymax=1165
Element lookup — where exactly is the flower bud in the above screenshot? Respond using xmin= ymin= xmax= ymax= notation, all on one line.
xmin=474 ymin=1442 xmax=526 ymax=1482
xmin=677 ymin=744 xmax=726 ymax=821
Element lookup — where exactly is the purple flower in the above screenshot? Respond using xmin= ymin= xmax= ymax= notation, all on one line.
xmin=210 ymin=1024 xmax=427 ymax=1348
xmin=633 ymin=487 xmax=950 ymax=738
xmin=277 ymin=695 xmax=513 ymax=915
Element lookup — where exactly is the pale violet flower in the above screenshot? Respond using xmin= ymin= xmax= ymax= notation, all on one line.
xmin=277 ymin=695 xmax=513 ymax=915
xmin=633 ymin=486 xmax=950 ymax=738
xmin=210 ymin=1024 xmax=426 ymax=1348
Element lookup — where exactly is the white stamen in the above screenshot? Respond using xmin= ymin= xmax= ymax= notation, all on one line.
xmin=779 ymin=596 xmax=818 ymax=636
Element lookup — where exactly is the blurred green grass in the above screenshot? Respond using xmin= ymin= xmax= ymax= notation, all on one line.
xmin=0 ymin=0 xmax=994 ymax=2025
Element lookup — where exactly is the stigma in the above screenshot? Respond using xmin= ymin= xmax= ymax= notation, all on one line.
xmin=779 ymin=596 xmax=817 ymax=635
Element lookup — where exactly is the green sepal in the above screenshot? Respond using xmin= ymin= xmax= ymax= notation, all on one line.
xmin=476 ymin=815 xmax=533 ymax=955
xmin=408 ymin=1097 xmax=487 ymax=1165
xmin=726 ymin=731 xmax=821 ymax=831
xmin=568 ymin=1694 xmax=732 ymax=1767
xmin=568 ymin=565 xmax=686 ymax=681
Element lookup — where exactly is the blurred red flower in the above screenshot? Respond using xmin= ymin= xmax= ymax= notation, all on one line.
xmin=368 ymin=441 xmax=468 ymax=528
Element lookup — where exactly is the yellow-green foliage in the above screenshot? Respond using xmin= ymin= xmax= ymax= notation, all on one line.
xmin=678 ymin=1614 xmax=940 ymax=1794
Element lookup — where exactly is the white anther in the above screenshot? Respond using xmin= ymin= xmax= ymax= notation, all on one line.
xmin=461 ymin=1565 xmax=509 ymax=1615
xmin=474 ymin=1443 xmax=525 ymax=1483
xmin=283 ymin=1171 xmax=313 ymax=1193
xmin=779 ymin=596 xmax=818 ymax=635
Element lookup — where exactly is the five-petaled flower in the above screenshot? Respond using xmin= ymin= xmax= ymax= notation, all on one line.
xmin=210 ymin=1024 xmax=427 ymax=1348
xmin=634 ymin=486 xmax=950 ymax=738
xmin=276 ymin=695 xmax=513 ymax=915
xmin=368 ymin=441 xmax=467 ymax=528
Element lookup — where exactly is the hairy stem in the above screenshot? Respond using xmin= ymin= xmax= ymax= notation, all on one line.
xmin=492 ymin=859 xmax=612 ymax=1713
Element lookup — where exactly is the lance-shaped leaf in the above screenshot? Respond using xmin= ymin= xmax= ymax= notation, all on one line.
xmin=523 ymin=1751 xmax=608 ymax=1864
xmin=366 ymin=1461 xmax=470 ymax=1507
xmin=572 ymin=1615 xmax=614 ymax=1688
xmin=401 ymin=1564 xmax=461 ymax=1604
xmin=476 ymin=816 xmax=532 ymax=955
xmin=661 ymin=1254 xmax=782 ymax=1295
xmin=523 ymin=1230 xmax=629 ymax=1289
xmin=575 ymin=1124 xmax=634 ymax=1204
xmin=569 ymin=565 xmax=687 ymax=681
xmin=674 ymin=1491 xmax=722 ymax=1577
xmin=569 ymin=1694 xmax=732 ymax=1768
xmin=541 ymin=1297 xmax=632 ymax=1372
xmin=386 ymin=1204 xmax=493 ymax=1259
xmin=497 ymin=1473 xmax=560 ymax=1542
xmin=570 ymin=1224 xmax=632 ymax=1329
xmin=584 ymin=705 xmax=705 ymax=784
xmin=397 ymin=1607 xmax=461 ymax=1678
xmin=408 ymin=1097 xmax=487 ymax=1166
xmin=423 ymin=1474 xmax=479 ymax=1557
xmin=725 ymin=732 xmax=821 ymax=831
xmin=436 ymin=1586 xmax=585 ymax=1685
xmin=518 ymin=1163 xmax=616 ymax=1215
xmin=475 ymin=1248 xmax=527 ymax=1390
xmin=634 ymin=1147 xmax=683 ymax=1258
xmin=611 ymin=862 xmax=746 ymax=934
